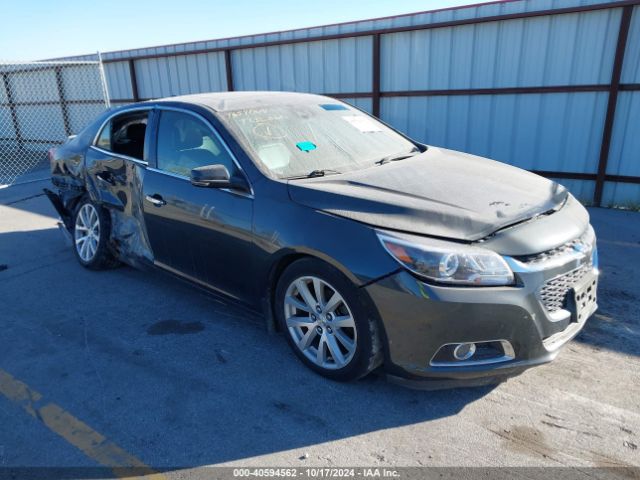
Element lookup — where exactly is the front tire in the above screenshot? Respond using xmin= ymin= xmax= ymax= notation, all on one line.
xmin=72 ymin=199 xmax=119 ymax=270
xmin=275 ymin=258 xmax=382 ymax=381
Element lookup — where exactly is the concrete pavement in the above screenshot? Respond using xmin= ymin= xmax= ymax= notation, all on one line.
xmin=0 ymin=178 xmax=638 ymax=474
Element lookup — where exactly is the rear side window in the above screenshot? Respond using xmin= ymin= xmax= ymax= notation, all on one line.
xmin=156 ymin=110 xmax=238 ymax=178
xmin=95 ymin=111 xmax=149 ymax=161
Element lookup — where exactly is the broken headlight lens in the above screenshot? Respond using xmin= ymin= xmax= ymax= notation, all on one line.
xmin=377 ymin=232 xmax=514 ymax=286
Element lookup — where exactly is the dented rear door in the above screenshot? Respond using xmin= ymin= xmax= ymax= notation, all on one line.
xmin=84 ymin=107 xmax=156 ymax=263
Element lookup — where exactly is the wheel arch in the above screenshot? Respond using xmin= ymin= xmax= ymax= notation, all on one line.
xmin=261 ymin=248 xmax=383 ymax=338
xmin=262 ymin=249 xmax=361 ymax=332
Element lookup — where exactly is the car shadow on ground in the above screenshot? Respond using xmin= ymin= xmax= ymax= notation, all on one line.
xmin=2 ymin=194 xmax=639 ymax=470
xmin=0 ymin=196 xmax=494 ymax=468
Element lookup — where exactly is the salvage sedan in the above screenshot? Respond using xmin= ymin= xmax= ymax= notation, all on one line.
xmin=46 ymin=92 xmax=598 ymax=388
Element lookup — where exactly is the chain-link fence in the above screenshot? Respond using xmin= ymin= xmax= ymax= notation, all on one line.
xmin=0 ymin=60 xmax=110 ymax=185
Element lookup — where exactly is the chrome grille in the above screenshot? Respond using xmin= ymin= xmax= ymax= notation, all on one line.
xmin=516 ymin=229 xmax=591 ymax=265
xmin=519 ymin=239 xmax=580 ymax=264
xmin=539 ymin=264 xmax=592 ymax=313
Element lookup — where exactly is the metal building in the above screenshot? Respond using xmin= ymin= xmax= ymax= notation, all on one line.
xmin=61 ymin=0 xmax=640 ymax=206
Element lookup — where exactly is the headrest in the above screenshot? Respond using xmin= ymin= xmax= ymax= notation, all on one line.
xmin=181 ymin=127 xmax=203 ymax=150
xmin=126 ymin=123 xmax=146 ymax=141
xmin=182 ymin=148 xmax=218 ymax=166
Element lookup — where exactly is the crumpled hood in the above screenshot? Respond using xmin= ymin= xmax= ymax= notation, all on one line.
xmin=287 ymin=147 xmax=568 ymax=241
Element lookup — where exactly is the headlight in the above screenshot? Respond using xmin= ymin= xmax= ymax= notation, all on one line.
xmin=377 ymin=232 xmax=514 ymax=286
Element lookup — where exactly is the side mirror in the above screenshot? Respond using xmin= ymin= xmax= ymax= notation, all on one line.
xmin=190 ymin=164 xmax=249 ymax=192
xmin=190 ymin=164 xmax=231 ymax=187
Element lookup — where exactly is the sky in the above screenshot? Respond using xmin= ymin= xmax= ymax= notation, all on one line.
xmin=0 ymin=0 xmax=490 ymax=61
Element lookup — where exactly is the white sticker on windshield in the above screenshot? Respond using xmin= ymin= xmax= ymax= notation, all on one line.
xmin=342 ymin=115 xmax=383 ymax=133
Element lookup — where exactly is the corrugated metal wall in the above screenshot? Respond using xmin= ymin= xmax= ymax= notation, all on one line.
xmin=231 ymin=37 xmax=373 ymax=93
xmin=606 ymin=2 xmax=640 ymax=205
xmin=66 ymin=0 xmax=640 ymax=207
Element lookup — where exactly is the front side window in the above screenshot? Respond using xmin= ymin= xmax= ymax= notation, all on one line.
xmin=218 ymin=101 xmax=418 ymax=178
xmin=96 ymin=111 xmax=148 ymax=161
xmin=156 ymin=110 xmax=238 ymax=178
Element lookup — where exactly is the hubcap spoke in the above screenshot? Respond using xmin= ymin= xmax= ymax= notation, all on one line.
xmin=285 ymin=296 xmax=311 ymax=313
xmin=312 ymin=278 xmax=325 ymax=307
xmin=295 ymin=279 xmax=317 ymax=310
xmin=325 ymin=333 xmax=345 ymax=366
xmin=81 ymin=237 xmax=89 ymax=259
xmin=316 ymin=336 xmax=327 ymax=365
xmin=334 ymin=329 xmax=355 ymax=351
xmin=324 ymin=292 xmax=341 ymax=313
xmin=298 ymin=327 xmax=317 ymax=350
xmin=286 ymin=316 xmax=315 ymax=329
xmin=80 ymin=207 xmax=89 ymax=228
xmin=331 ymin=315 xmax=354 ymax=329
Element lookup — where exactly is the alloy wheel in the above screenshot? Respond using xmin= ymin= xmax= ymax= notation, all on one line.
xmin=75 ymin=203 xmax=100 ymax=262
xmin=284 ymin=276 xmax=357 ymax=369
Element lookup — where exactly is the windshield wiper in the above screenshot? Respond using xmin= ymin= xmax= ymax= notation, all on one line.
xmin=286 ymin=169 xmax=342 ymax=180
xmin=375 ymin=150 xmax=420 ymax=165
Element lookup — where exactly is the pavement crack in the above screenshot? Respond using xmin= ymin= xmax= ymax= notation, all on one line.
xmin=5 ymin=192 xmax=46 ymax=206
xmin=0 ymin=257 xmax=70 ymax=282
xmin=540 ymin=420 xmax=603 ymax=438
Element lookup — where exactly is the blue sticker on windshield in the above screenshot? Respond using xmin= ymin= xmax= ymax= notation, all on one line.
xmin=320 ymin=104 xmax=348 ymax=111
xmin=296 ymin=141 xmax=317 ymax=152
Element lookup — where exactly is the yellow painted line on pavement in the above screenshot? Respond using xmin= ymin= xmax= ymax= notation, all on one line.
xmin=0 ymin=368 xmax=166 ymax=479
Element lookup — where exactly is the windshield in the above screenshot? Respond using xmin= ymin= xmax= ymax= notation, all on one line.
xmin=218 ymin=101 xmax=419 ymax=178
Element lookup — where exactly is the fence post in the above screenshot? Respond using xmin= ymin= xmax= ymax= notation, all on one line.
xmin=97 ymin=51 xmax=111 ymax=108
xmin=594 ymin=5 xmax=633 ymax=207
xmin=54 ymin=67 xmax=72 ymax=137
xmin=225 ymin=49 xmax=234 ymax=91
xmin=128 ymin=59 xmax=140 ymax=102
xmin=1 ymin=73 xmax=24 ymax=151
xmin=372 ymin=34 xmax=381 ymax=118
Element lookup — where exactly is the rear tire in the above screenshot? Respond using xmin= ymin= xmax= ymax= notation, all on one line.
xmin=275 ymin=258 xmax=382 ymax=382
xmin=72 ymin=198 xmax=119 ymax=270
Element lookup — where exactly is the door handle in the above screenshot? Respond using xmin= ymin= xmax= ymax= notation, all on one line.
xmin=96 ymin=171 xmax=115 ymax=185
xmin=145 ymin=194 xmax=167 ymax=207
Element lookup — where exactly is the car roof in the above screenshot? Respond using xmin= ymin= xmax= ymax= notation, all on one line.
xmin=151 ymin=91 xmax=337 ymax=112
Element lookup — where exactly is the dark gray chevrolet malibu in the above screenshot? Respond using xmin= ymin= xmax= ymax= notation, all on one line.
xmin=46 ymin=91 xmax=598 ymax=388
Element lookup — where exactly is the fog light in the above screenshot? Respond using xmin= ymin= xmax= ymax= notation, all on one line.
xmin=453 ymin=343 xmax=476 ymax=361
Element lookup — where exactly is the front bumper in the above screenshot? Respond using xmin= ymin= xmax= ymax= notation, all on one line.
xmin=365 ymin=253 xmax=597 ymax=388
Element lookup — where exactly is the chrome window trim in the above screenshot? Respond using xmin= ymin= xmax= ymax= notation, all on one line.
xmin=91 ymin=105 xmax=152 ymax=149
xmin=146 ymin=167 xmax=187 ymax=181
xmin=154 ymin=105 xmax=254 ymax=197
xmin=89 ymin=145 xmax=149 ymax=166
